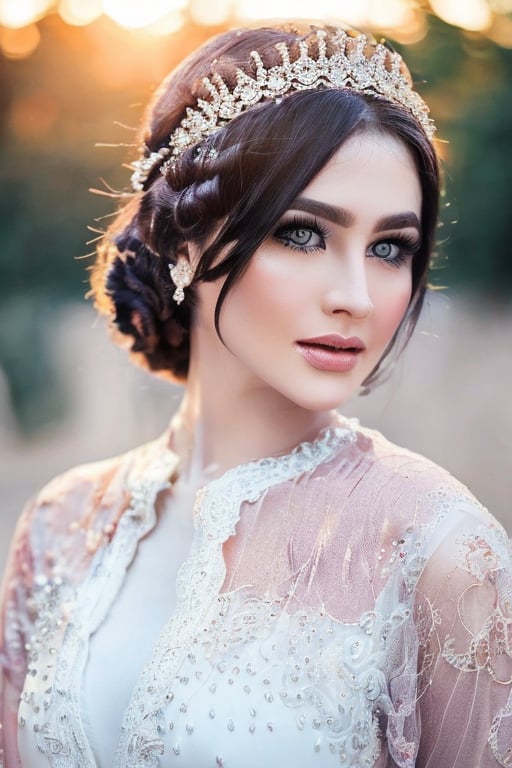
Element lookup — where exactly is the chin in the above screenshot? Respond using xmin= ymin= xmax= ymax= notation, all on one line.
xmin=284 ymin=387 xmax=358 ymax=413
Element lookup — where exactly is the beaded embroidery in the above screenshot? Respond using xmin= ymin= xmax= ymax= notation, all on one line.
xmin=11 ymin=424 xmax=512 ymax=768
xmin=114 ymin=426 xmax=352 ymax=766
xmin=17 ymin=449 xmax=177 ymax=767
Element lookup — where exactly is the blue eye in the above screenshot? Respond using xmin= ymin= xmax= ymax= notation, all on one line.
xmin=372 ymin=242 xmax=401 ymax=260
xmin=273 ymin=216 xmax=328 ymax=252
xmin=286 ymin=228 xmax=317 ymax=247
xmin=368 ymin=235 xmax=420 ymax=267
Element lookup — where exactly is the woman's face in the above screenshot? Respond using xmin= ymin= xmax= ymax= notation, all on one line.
xmin=192 ymin=131 xmax=422 ymax=413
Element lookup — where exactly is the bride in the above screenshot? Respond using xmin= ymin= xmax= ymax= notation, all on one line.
xmin=1 ymin=22 xmax=511 ymax=768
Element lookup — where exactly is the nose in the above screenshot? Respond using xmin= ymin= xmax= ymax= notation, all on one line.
xmin=321 ymin=256 xmax=374 ymax=319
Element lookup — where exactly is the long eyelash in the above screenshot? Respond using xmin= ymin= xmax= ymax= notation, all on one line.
xmin=387 ymin=233 xmax=422 ymax=252
xmin=374 ymin=233 xmax=421 ymax=267
xmin=282 ymin=214 xmax=330 ymax=238
xmin=273 ymin=215 xmax=329 ymax=251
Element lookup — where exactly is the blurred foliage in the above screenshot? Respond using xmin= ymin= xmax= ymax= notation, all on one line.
xmin=394 ymin=16 xmax=512 ymax=295
xmin=0 ymin=298 xmax=68 ymax=430
xmin=0 ymin=13 xmax=511 ymax=432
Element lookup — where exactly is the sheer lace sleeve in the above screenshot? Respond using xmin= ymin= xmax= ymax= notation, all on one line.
xmin=415 ymin=509 xmax=512 ymax=767
xmin=0 ymin=452 xmax=133 ymax=768
xmin=0 ymin=500 xmax=37 ymax=768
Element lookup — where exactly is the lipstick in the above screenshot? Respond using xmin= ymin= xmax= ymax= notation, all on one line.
xmin=296 ymin=334 xmax=365 ymax=373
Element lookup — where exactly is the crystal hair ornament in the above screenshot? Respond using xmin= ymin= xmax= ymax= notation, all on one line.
xmin=130 ymin=28 xmax=435 ymax=192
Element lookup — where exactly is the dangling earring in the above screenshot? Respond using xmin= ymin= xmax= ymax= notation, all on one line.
xmin=169 ymin=257 xmax=194 ymax=305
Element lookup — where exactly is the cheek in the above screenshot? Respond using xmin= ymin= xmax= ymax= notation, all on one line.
xmin=392 ymin=281 xmax=413 ymax=324
xmin=225 ymin=253 xmax=305 ymax=323
xmin=373 ymin=272 xmax=414 ymax=338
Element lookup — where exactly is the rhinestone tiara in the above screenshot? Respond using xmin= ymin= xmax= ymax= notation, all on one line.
xmin=131 ymin=28 xmax=435 ymax=192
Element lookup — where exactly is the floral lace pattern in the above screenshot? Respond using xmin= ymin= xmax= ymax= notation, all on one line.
xmin=16 ymin=449 xmax=178 ymax=767
xmin=2 ymin=420 xmax=511 ymax=768
xmin=442 ymin=524 xmax=512 ymax=683
xmin=114 ymin=426 xmax=353 ymax=767
xmin=194 ymin=594 xmax=408 ymax=765
xmin=164 ymin=596 xmax=395 ymax=765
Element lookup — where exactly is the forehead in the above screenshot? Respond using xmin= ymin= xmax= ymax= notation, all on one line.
xmin=301 ymin=131 xmax=422 ymax=223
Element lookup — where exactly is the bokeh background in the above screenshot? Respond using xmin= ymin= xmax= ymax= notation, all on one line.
xmin=1 ymin=0 xmax=511 ymax=572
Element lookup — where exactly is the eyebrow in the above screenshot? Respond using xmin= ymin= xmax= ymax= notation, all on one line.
xmin=290 ymin=197 xmax=421 ymax=233
xmin=375 ymin=212 xmax=421 ymax=233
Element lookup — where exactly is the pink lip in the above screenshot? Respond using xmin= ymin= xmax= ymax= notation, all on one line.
xmin=298 ymin=334 xmax=366 ymax=351
xmin=296 ymin=334 xmax=365 ymax=373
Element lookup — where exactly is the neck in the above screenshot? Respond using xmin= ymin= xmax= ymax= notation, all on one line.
xmin=168 ymin=336 xmax=336 ymax=485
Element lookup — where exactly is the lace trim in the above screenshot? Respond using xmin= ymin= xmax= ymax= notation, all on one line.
xmin=114 ymin=425 xmax=352 ymax=767
xmin=18 ymin=449 xmax=177 ymax=768
xmin=18 ymin=575 xmax=78 ymax=765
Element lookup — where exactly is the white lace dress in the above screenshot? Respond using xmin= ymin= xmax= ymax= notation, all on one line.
xmin=1 ymin=418 xmax=511 ymax=767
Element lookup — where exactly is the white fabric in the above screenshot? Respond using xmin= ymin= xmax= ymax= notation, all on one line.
xmin=83 ymin=481 xmax=195 ymax=766
xmin=1 ymin=417 xmax=511 ymax=768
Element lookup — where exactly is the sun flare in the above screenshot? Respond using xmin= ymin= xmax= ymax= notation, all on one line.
xmin=102 ymin=0 xmax=185 ymax=28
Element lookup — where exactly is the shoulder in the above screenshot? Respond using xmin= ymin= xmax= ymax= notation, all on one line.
xmin=33 ymin=451 xmax=131 ymax=519
xmin=344 ymin=421 xmax=511 ymax=584
xmin=27 ymin=450 xmax=133 ymax=539
xmin=14 ymin=433 xmax=176 ymax=576
xmin=344 ymin=419 xmax=488 ymax=518
xmin=354 ymin=420 xmax=474 ymax=491
xmin=326 ymin=419 xmax=508 ymax=564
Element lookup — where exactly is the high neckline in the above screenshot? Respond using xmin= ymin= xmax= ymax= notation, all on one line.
xmin=159 ymin=412 xmax=358 ymax=494
xmin=200 ymin=415 xmax=356 ymax=498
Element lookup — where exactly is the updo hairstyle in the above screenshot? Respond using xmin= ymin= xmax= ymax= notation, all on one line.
xmin=90 ymin=23 xmax=440 ymax=385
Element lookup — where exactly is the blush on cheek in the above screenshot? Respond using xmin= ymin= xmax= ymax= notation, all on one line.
xmin=383 ymin=283 xmax=414 ymax=340
xmin=238 ymin=258 xmax=307 ymax=313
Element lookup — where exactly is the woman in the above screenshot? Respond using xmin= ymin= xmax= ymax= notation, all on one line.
xmin=1 ymin=22 xmax=511 ymax=768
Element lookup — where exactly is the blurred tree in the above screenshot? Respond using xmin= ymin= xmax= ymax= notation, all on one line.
xmin=0 ymin=297 xmax=68 ymax=431
xmin=0 ymin=12 xmax=510 ymax=433
xmin=0 ymin=16 xmax=142 ymax=431
xmin=396 ymin=16 xmax=512 ymax=294
xmin=444 ymin=46 xmax=512 ymax=294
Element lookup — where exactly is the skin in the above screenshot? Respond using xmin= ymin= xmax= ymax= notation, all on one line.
xmin=171 ymin=130 xmax=422 ymax=484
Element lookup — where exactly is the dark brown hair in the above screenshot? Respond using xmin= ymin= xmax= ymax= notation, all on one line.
xmin=91 ymin=23 xmax=440 ymax=385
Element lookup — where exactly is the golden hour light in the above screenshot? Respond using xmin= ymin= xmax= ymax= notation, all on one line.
xmin=0 ymin=22 xmax=40 ymax=57
xmin=489 ymin=0 xmax=512 ymax=10
xmin=0 ymin=0 xmax=52 ymax=29
xmin=234 ymin=0 xmax=419 ymax=28
xmin=144 ymin=9 xmax=184 ymax=35
xmin=430 ymin=0 xmax=492 ymax=31
xmin=235 ymin=0 xmax=367 ymax=25
xmin=58 ymin=0 xmax=103 ymax=26
xmin=189 ymin=0 xmax=231 ymax=26
xmin=103 ymin=0 xmax=186 ymax=29
xmin=488 ymin=13 xmax=512 ymax=46
xmin=364 ymin=0 xmax=415 ymax=29
xmin=9 ymin=91 xmax=59 ymax=140
xmin=386 ymin=13 xmax=427 ymax=45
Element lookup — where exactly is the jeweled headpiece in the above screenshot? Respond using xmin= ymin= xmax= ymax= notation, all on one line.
xmin=131 ymin=28 xmax=435 ymax=192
